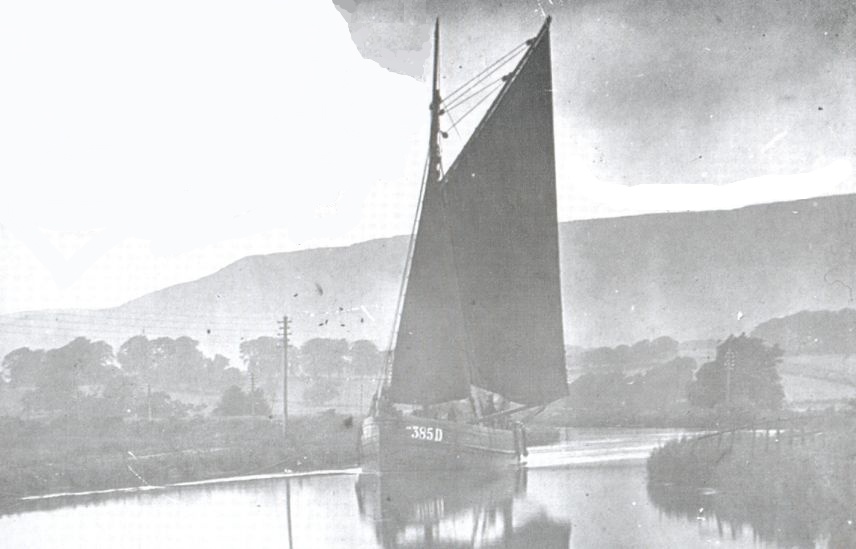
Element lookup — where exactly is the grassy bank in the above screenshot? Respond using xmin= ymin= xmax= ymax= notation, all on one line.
xmin=0 ymin=411 xmax=359 ymax=506
xmin=647 ymin=414 xmax=856 ymax=547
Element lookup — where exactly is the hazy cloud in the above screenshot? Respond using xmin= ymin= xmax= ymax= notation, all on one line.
xmin=335 ymin=0 xmax=856 ymax=186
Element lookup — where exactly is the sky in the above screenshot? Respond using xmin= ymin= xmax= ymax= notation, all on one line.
xmin=1 ymin=0 xmax=854 ymax=315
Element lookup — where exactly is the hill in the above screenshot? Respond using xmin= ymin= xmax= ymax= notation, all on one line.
xmin=751 ymin=309 xmax=856 ymax=355
xmin=2 ymin=194 xmax=856 ymax=362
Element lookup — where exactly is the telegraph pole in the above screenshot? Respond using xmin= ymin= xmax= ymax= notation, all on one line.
xmin=278 ymin=315 xmax=291 ymax=438
xmin=724 ymin=347 xmax=736 ymax=408
xmin=146 ymin=383 xmax=152 ymax=422
xmin=250 ymin=371 xmax=256 ymax=418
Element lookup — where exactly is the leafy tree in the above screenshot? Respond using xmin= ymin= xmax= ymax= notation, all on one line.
xmin=99 ymin=373 xmax=141 ymax=417
xmin=2 ymin=347 xmax=46 ymax=387
xmin=146 ymin=336 xmax=206 ymax=389
xmin=117 ymin=335 xmax=154 ymax=379
xmin=348 ymin=340 xmax=383 ymax=376
xmin=43 ymin=337 xmax=116 ymax=385
xmin=581 ymin=346 xmax=630 ymax=370
xmin=285 ymin=344 xmax=301 ymax=377
xmin=240 ymin=337 xmax=281 ymax=400
xmin=300 ymin=338 xmax=348 ymax=377
xmin=213 ymin=385 xmax=271 ymax=416
xmin=160 ymin=336 xmax=206 ymax=388
xmin=204 ymin=353 xmax=231 ymax=390
xmin=120 ymin=335 xmax=228 ymax=391
xmin=206 ymin=353 xmax=229 ymax=374
xmin=21 ymin=338 xmax=117 ymax=413
xmin=567 ymin=370 xmax=628 ymax=410
xmin=220 ymin=367 xmax=244 ymax=388
xmin=625 ymin=357 xmax=695 ymax=411
xmin=643 ymin=336 xmax=680 ymax=362
xmin=580 ymin=337 xmax=678 ymax=372
xmin=688 ymin=334 xmax=785 ymax=410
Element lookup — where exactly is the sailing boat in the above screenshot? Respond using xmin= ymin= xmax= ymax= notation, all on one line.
xmin=360 ymin=17 xmax=567 ymax=472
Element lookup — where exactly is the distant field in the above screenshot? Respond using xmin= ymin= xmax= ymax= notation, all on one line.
xmin=778 ymin=354 xmax=856 ymax=407
xmin=779 ymin=354 xmax=856 ymax=380
xmin=715 ymin=353 xmax=856 ymax=407
xmin=780 ymin=374 xmax=855 ymax=406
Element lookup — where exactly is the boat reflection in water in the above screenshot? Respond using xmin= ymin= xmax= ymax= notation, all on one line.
xmin=355 ymin=468 xmax=571 ymax=548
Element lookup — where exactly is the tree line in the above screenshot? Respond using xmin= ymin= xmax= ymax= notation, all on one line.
xmin=566 ymin=334 xmax=785 ymax=416
xmin=570 ymin=336 xmax=680 ymax=371
xmin=2 ymin=331 xmax=786 ymax=420
xmin=0 ymin=335 xmax=387 ymax=418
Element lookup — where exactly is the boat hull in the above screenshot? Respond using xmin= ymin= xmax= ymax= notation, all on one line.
xmin=359 ymin=415 xmax=523 ymax=472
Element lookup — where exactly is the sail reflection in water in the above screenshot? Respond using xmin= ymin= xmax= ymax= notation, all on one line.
xmin=355 ymin=469 xmax=571 ymax=548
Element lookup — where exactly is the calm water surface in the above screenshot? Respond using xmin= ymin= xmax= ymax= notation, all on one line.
xmin=0 ymin=429 xmax=818 ymax=548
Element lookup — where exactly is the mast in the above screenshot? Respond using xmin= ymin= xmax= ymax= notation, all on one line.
xmin=375 ymin=18 xmax=454 ymax=408
xmin=428 ymin=18 xmax=442 ymax=187
xmin=384 ymin=17 xmax=473 ymax=406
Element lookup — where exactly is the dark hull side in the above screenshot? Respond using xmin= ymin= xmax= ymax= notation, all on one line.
xmin=359 ymin=415 xmax=523 ymax=472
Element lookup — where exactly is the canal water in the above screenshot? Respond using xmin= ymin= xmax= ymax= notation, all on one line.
xmin=0 ymin=429 xmax=822 ymax=548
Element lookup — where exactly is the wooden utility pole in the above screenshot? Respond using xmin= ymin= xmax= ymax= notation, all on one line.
xmin=146 ymin=383 xmax=152 ymax=422
xmin=724 ymin=347 xmax=736 ymax=408
xmin=278 ymin=315 xmax=291 ymax=438
xmin=250 ymin=371 xmax=256 ymax=418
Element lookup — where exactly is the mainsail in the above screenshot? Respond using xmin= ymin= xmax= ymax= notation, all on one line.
xmin=388 ymin=19 xmax=568 ymax=407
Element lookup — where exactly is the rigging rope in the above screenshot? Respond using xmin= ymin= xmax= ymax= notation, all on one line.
xmin=376 ymin=151 xmax=432 ymax=398
xmin=444 ymin=79 xmax=505 ymax=133
xmin=443 ymin=107 xmax=463 ymax=140
xmin=442 ymin=40 xmax=527 ymax=103
xmin=442 ymin=74 xmax=506 ymax=113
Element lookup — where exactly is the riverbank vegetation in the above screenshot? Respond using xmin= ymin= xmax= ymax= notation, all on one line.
xmin=2 ymin=327 xmax=854 ymax=504
xmin=0 ymin=411 xmax=358 ymax=507
xmin=647 ymin=412 xmax=856 ymax=547
xmin=0 ymin=335 xmax=376 ymax=503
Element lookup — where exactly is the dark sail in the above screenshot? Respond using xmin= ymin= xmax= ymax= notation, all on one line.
xmin=388 ymin=176 xmax=472 ymax=404
xmin=387 ymin=21 xmax=470 ymax=405
xmin=440 ymin=21 xmax=568 ymax=405
xmin=388 ymin=19 xmax=567 ymax=406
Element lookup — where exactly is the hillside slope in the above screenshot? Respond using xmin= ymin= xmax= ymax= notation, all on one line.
xmin=2 ymin=194 xmax=855 ymax=361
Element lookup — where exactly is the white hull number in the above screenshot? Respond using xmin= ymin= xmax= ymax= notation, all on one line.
xmin=406 ymin=425 xmax=444 ymax=442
